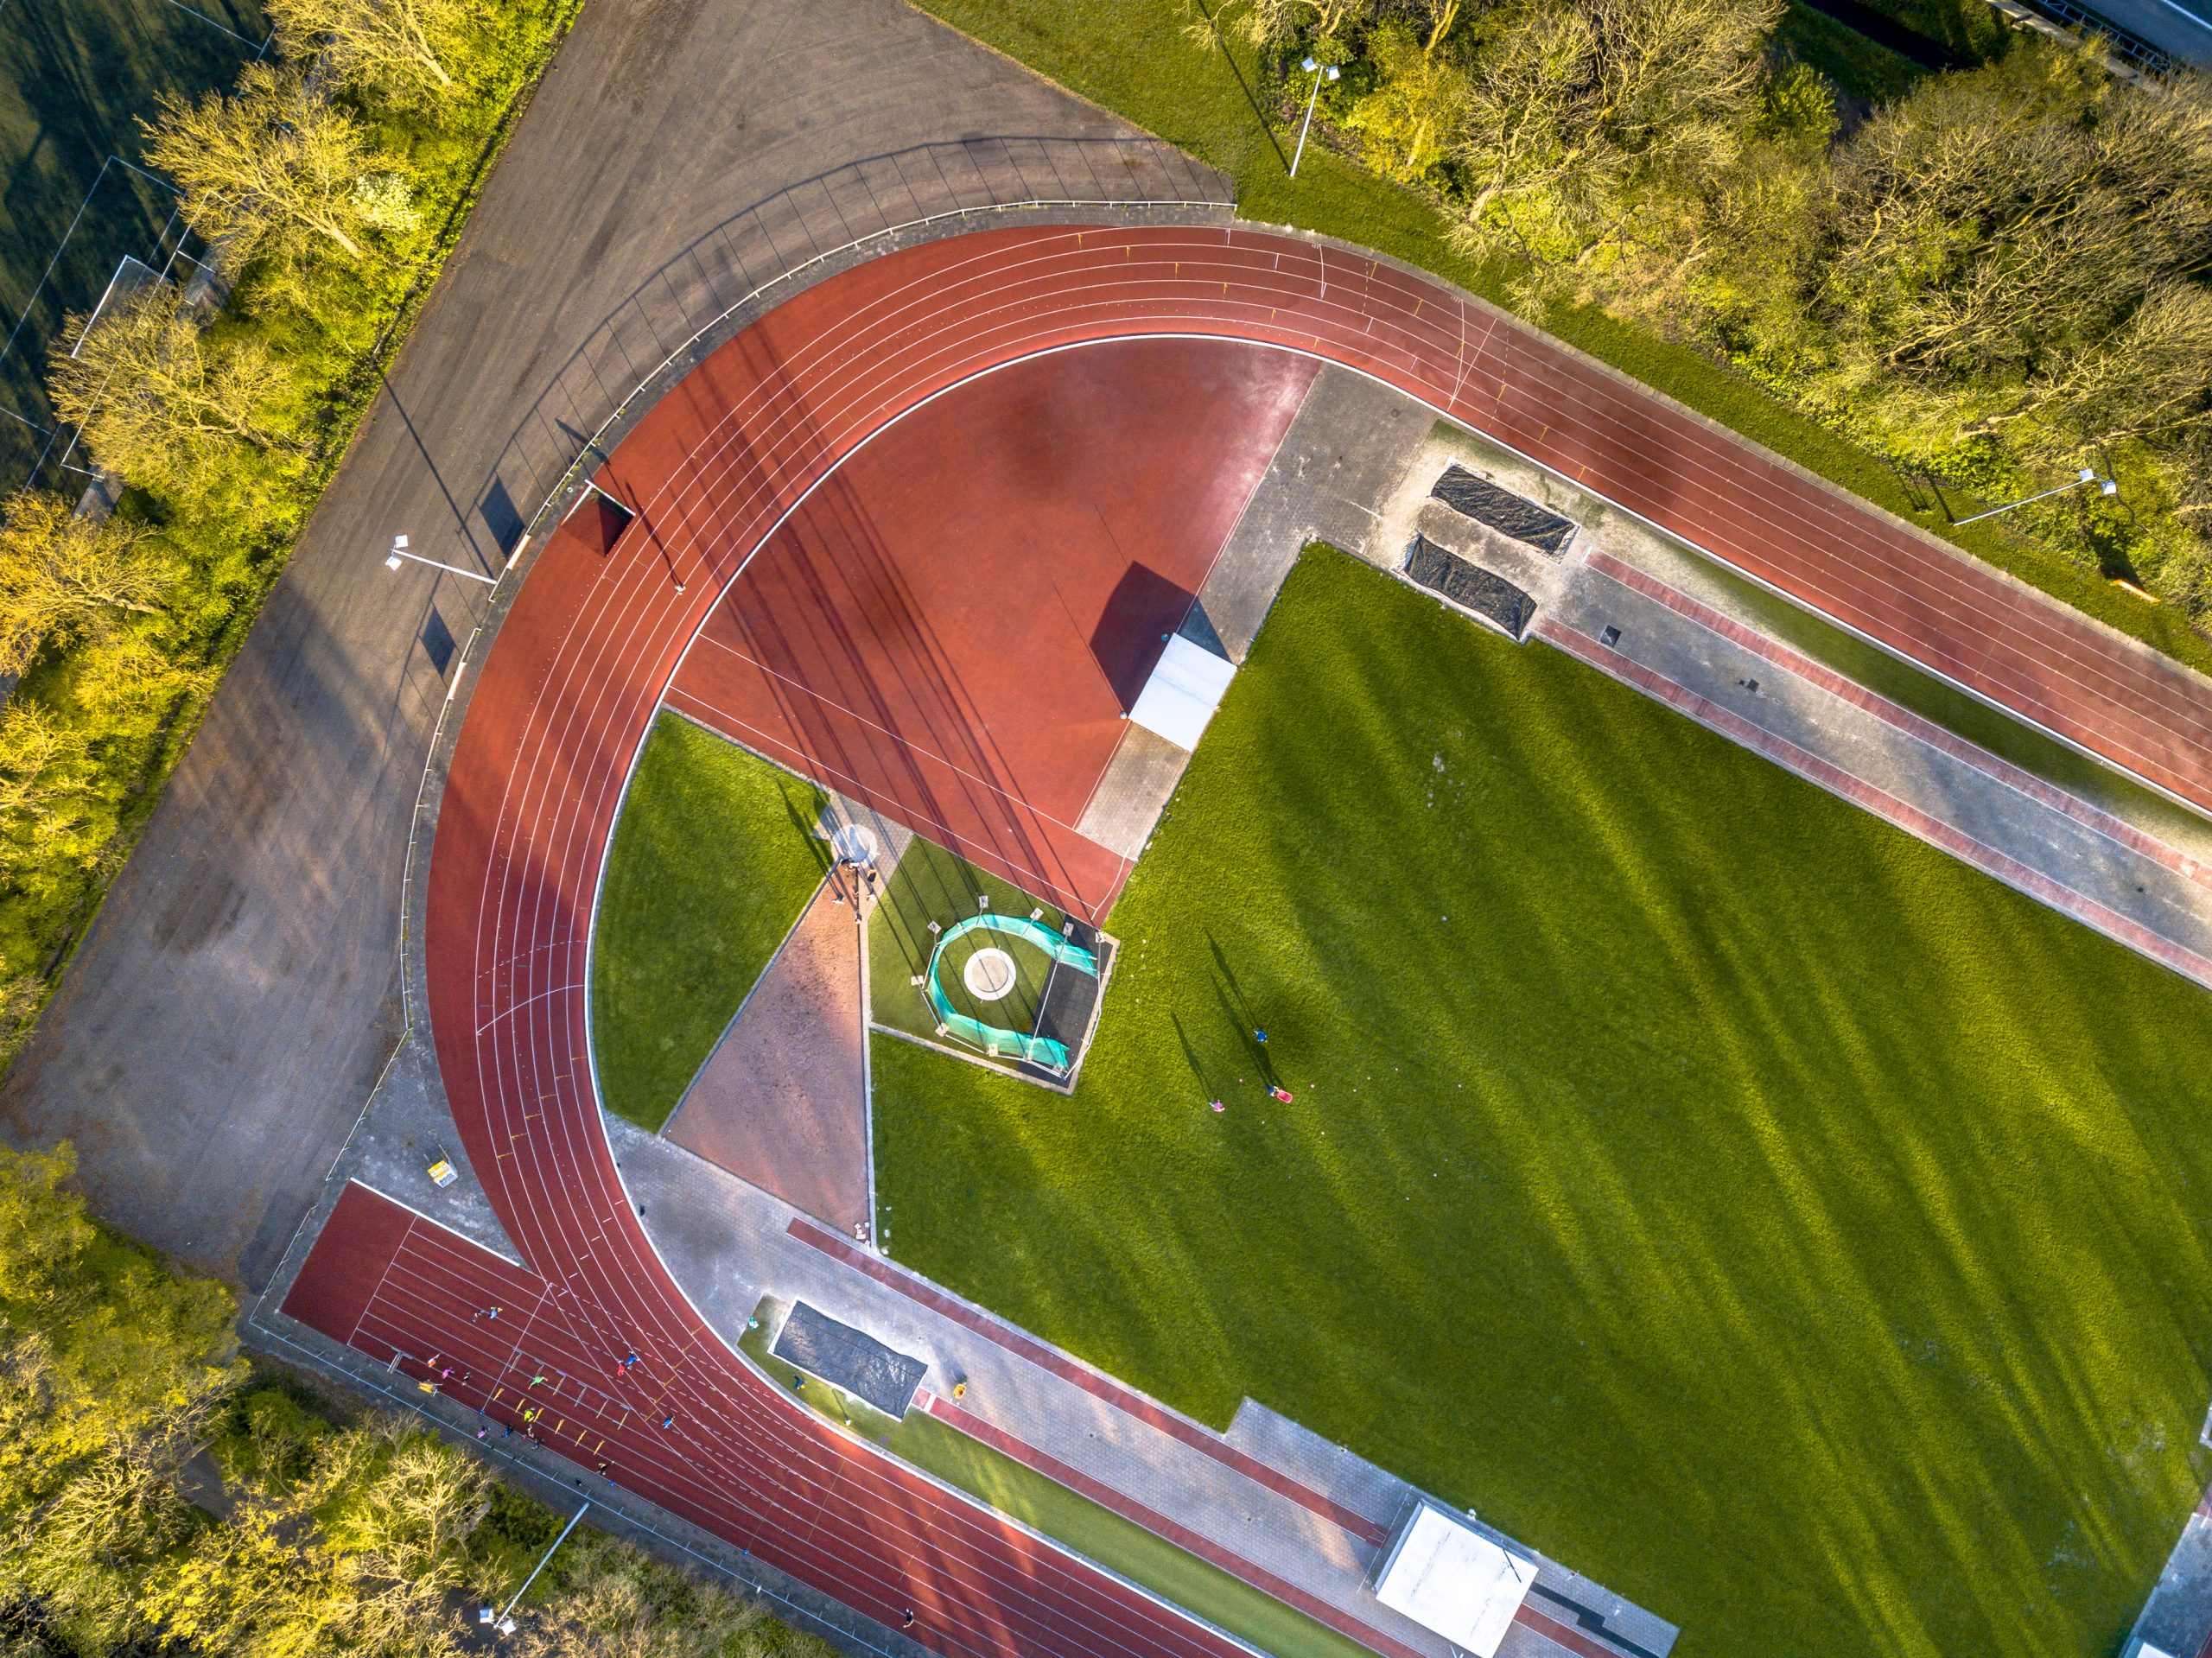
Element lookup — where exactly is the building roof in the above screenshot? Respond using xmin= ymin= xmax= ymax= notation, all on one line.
xmin=1127 ymin=632 xmax=1234 ymax=752
xmin=1374 ymin=1502 xmax=1537 ymax=1658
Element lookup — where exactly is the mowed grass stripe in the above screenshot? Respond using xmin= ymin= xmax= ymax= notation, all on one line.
xmin=873 ymin=546 xmax=2212 ymax=1658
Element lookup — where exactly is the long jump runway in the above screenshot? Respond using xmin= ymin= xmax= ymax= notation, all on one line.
xmin=276 ymin=223 xmax=2212 ymax=1657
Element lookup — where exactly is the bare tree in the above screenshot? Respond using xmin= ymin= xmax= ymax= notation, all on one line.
xmin=266 ymin=0 xmax=481 ymax=106
xmin=47 ymin=289 xmax=289 ymax=492
xmin=1819 ymin=43 xmax=2212 ymax=388
xmin=1448 ymin=0 xmax=1781 ymax=297
xmin=0 ymin=493 xmax=174 ymax=676
xmin=1980 ymin=283 xmax=2212 ymax=456
xmin=142 ymin=62 xmax=385 ymax=261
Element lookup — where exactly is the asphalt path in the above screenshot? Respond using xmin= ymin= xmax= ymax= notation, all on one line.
xmin=2087 ymin=0 xmax=2212 ymax=68
xmin=0 ymin=0 xmax=1217 ymax=1288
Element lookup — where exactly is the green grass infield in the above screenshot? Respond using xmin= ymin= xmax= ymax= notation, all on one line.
xmin=873 ymin=545 xmax=2212 ymax=1658
xmin=589 ymin=713 xmax=829 ymax=1132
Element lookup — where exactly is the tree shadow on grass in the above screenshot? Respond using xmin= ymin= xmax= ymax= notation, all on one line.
xmin=1184 ymin=0 xmax=1288 ymax=175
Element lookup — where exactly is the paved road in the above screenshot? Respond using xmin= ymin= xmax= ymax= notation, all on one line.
xmin=2084 ymin=0 xmax=2212 ymax=68
xmin=0 ymin=0 xmax=1217 ymax=1288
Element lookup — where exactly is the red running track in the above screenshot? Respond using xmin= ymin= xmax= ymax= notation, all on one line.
xmin=666 ymin=336 xmax=1315 ymax=921
xmin=279 ymin=223 xmax=2212 ymax=1655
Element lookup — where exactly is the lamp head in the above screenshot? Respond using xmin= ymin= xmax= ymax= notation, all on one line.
xmin=1302 ymin=55 xmax=1317 ymax=71
xmin=2077 ymin=467 xmax=2095 ymax=482
xmin=1326 ymin=64 xmax=1340 ymax=80
xmin=2101 ymin=479 xmax=2118 ymax=496
xmin=385 ymin=552 xmax=403 ymax=571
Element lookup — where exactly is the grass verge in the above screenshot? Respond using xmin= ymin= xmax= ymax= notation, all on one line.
xmin=590 ymin=713 xmax=828 ymax=1132
xmin=873 ymin=545 xmax=2212 ymax=1658
xmin=903 ymin=0 xmax=2212 ymax=683
xmin=890 ymin=1411 xmax=1375 ymax=1658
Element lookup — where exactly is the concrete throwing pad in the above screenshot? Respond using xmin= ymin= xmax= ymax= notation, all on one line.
xmin=963 ymin=946 xmax=1019 ymax=1001
xmin=772 ymin=1301 xmax=927 ymax=1419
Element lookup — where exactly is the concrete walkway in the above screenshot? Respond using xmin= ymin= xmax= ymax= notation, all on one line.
xmin=1363 ymin=422 xmax=2212 ymax=997
xmin=614 ymin=1117 xmax=1675 ymax=1658
xmin=2129 ymin=1484 xmax=2212 ymax=1658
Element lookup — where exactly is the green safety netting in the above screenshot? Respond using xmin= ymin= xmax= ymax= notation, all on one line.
xmin=925 ymin=912 xmax=1097 ymax=1073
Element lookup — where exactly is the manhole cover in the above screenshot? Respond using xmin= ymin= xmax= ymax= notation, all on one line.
xmin=963 ymin=946 xmax=1017 ymax=1001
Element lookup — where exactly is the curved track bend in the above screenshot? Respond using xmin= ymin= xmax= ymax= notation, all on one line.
xmin=286 ymin=223 xmax=2212 ymax=1657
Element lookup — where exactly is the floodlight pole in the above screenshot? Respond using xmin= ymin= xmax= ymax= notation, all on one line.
xmin=1954 ymin=467 xmax=2117 ymax=525
xmin=384 ymin=534 xmax=498 ymax=586
xmin=1290 ymin=58 xmax=1339 ymax=178
xmin=491 ymin=1501 xmax=588 ymax=1635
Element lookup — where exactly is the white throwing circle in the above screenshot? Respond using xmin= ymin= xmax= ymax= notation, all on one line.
xmin=963 ymin=946 xmax=1018 ymax=1001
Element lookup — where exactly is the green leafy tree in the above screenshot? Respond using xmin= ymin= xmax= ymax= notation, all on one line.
xmin=47 ymin=289 xmax=290 ymax=494
xmin=0 ymin=704 xmax=101 ymax=887
xmin=1342 ymin=6 xmax=1470 ymax=183
xmin=149 ymin=1422 xmax=486 ymax=1656
xmin=1815 ymin=43 xmax=2212 ymax=403
xmin=510 ymin=1532 xmax=809 ymax=1658
xmin=1449 ymin=0 xmax=1783 ymax=301
xmin=1186 ymin=0 xmax=1376 ymax=51
xmin=69 ymin=632 xmax=216 ymax=727
xmin=0 ymin=971 xmax=43 ymax=1065
xmin=0 ymin=1143 xmax=243 ymax=1652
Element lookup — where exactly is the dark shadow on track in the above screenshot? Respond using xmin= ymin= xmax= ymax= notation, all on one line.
xmin=477 ymin=137 xmax=1229 ymax=557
